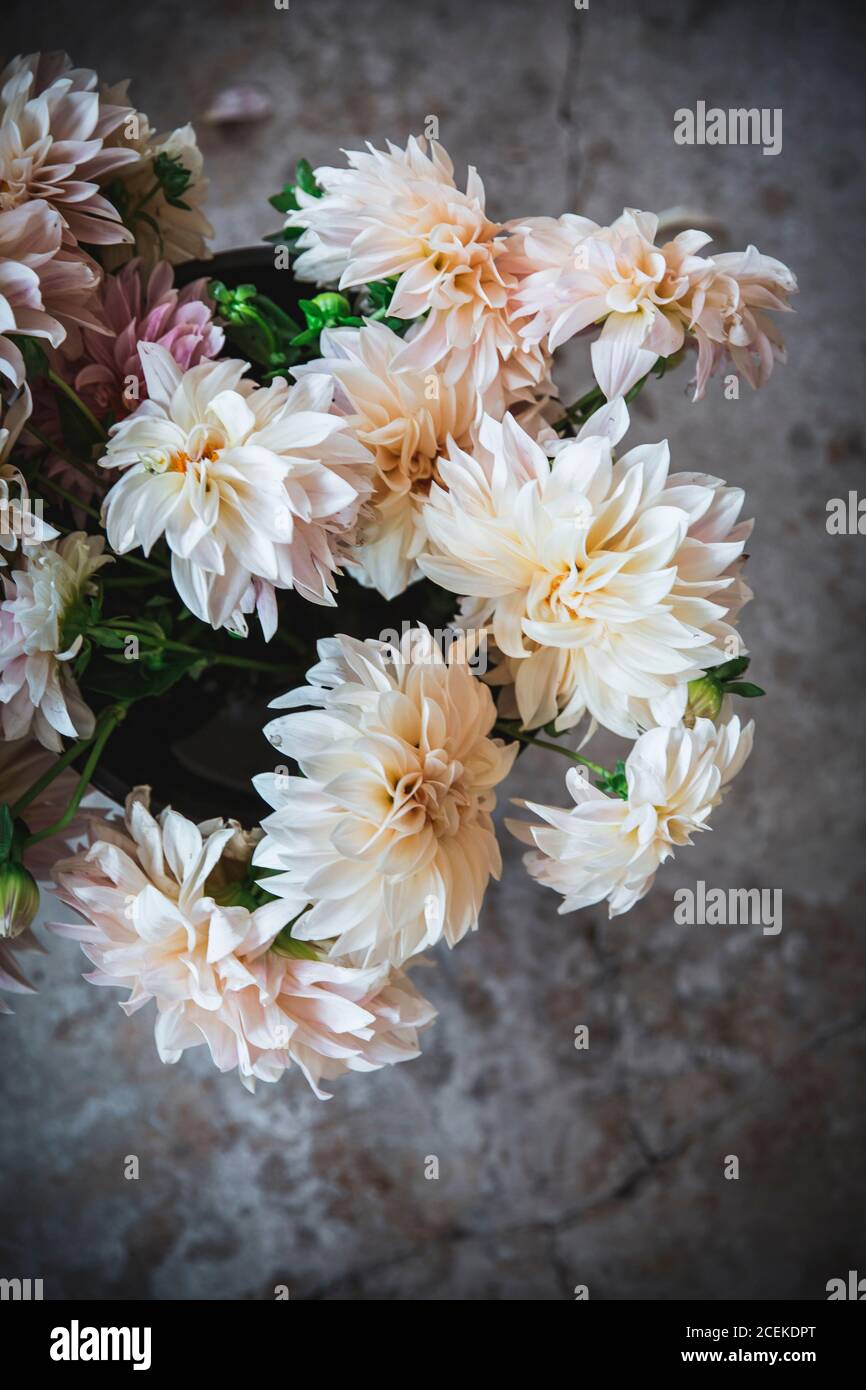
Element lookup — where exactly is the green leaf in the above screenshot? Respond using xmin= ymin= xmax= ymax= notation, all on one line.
xmin=53 ymin=385 xmax=101 ymax=461
xmin=271 ymin=925 xmax=321 ymax=960
xmin=294 ymin=158 xmax=322 ymax=198
xmin=84 ymin=650 xmax=205 ymax=701
xmin=88 ymin=626 xmax=130 ymax=651
xmin=714 ymin=656 xmax=751 ymax=681
xmin=0 ymin=804 xmax=14 ymax=864
xmin=8 ymin=334 xmax=49 ymax=382
xmin=595 ymin=759 xmax=629 ymax=801
xmin=152 ymin=152 xmax=193 ymax=205
xmin=263 ymin=227 xmax=302 ymax=246
xmin=724 ymin=681 xmax=765 ymax=698
xmin=268 ymin=181 xmax=300 ymax=214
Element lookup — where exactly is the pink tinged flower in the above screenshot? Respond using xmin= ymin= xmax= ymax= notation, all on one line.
xmin=98 ymin=344 xmax=373 ymax=634
xmin=0 ymin=736 xmax=107 ymax=1012
xmin=514 ymin=209 xmax=715 ymax=398
xmin=685 ymin=246 xmax=797 ymax=400
xmin=254 ymin=627 xmax=518 ymax=969
xmin=509 ymin=715 xmax=754 ymax=918
xmin=1 ymin=383 xmax=59 ymax=566
xmin=0 ymin=198 xmax=108 ymax=387
xmin=0 ymin=531 xmax=110 ymax=750
xmin=59 ymin=258 xmax=224 ymax=422
xmin=0 ymin=51 xmax=138 ymax=248
xmin=51 ymin=792 xmax=436 ymax=1093
xmin=418 ymin=400 xmax=752 ymax=739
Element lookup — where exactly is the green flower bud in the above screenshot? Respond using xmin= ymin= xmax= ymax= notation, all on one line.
xmin=0 ymin=861 xmax=40 ymax=940
xmin=310 ymin=292 xmax=351 ymax=321
xmin=685 ymin=674 xmax=723 ymax=727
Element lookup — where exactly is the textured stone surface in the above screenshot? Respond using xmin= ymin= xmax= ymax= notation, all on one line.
xmin=2 ymin=0 xmax=865 ymax=1301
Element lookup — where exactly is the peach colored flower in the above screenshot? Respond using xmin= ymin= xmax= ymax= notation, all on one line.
xmin=514 ymin=208 xmax=712 ymax=398
xmin=287 ymin=135 xmax=551 ymax=408
xmin=298 ymin=320 xmax=479 ymax=598
xmin=685 ymin=247 xmax=797 ymax=399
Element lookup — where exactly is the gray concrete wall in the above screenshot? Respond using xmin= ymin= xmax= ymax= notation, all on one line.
xmin=2 ymin=0 xmax=864 ymax=1300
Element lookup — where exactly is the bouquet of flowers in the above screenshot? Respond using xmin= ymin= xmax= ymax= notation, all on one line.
xmin=0 ymin=52 xmax=796 ymax=1093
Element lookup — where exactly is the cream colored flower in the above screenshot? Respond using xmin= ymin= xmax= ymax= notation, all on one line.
xmin=52 ymin=792 xmax=435 ymax=1093
xmin=99 ymin=344 xmax=372 ymax=634
xmin=0 ymin=531 xmax=109 ymax=749
xmin=254 ymin=627 xmax=518 ymax=968
xmin=0 ymin=51 xmax=137 ymax=247
xmin=298 ymin=320 xmax=478 ymax=598
xmin=101 ymin=112 xmax=213 ymax=269
xmin=419 ymin=400 xmax=751 ymax=739
xmin=509 ymin=715 xmax=754 ymax=917
xmin=287 ymin=135 xmax=549 ymax=405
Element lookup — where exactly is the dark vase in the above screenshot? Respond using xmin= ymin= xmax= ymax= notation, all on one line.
xmin=90 ymin=249 xmax=453 ymax=824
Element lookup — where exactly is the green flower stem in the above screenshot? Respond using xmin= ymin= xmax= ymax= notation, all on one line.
xmin=97 ymin=622 xmax=289 ymax=676
xmin=24 ymin=424 xmax=97 ymax=480
xmin=47 ymin=370 xmax=107 ymax=440
xmin=209 ymin=652 xmax=289 ymax=675
xmin=271 ymin=627 xmax=311 ymax=658
xmin=27 ymin=465 xmax=102 ymax=522
xmin=19 ymin=706 xmax=125 ymax=846
xmin=494 ymin=722 xmax=608 ymax=779
xmin=557 ymin=353 xmax=681 ymax=433
xmin=100 ymin=575 xmax=163 ymax=588
xmin=128 ymin=181 xmax=161 ymax=219
xmin=9 ymin=719 xmax=112 ymax=820
xmin=117 ymin=552 xmax=171 ymax=579
xmin=238 ymin=305 xmax=277 ymax=355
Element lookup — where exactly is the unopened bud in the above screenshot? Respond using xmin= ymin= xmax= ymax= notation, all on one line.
xmin=310 ymin=292 xmax=351 ymax=320
xmin=0 ymin=861 xmax=40 ymax=940
xmin=685 ymin=674 xmax=723 ymax=727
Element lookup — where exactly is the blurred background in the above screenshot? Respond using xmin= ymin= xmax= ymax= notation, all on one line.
xmin=1 ymin=0 xmax=864 ymax=1300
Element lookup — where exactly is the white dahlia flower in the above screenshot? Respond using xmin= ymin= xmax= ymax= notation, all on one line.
xmin=253 ymin=627 xmax=518 ymax=968
xmin=0 ymin=531 xmax=109 ymax=750
xmin=286 ymin=135 xmax=549 ymax=406
xmin=51 ymin=792 xmax=435 ymax=1093
xmin=510 ymin=715 xmax=754 ymax=917
xmin=297 ymin=320 xmax=478 ymax=598
xmin=99 ymin=343 xmax=373 ymax=633
xmin=418 ymin=400 xmax=751 ymax=739
xmin=0 ymin=51 xmax=137 ymax=248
